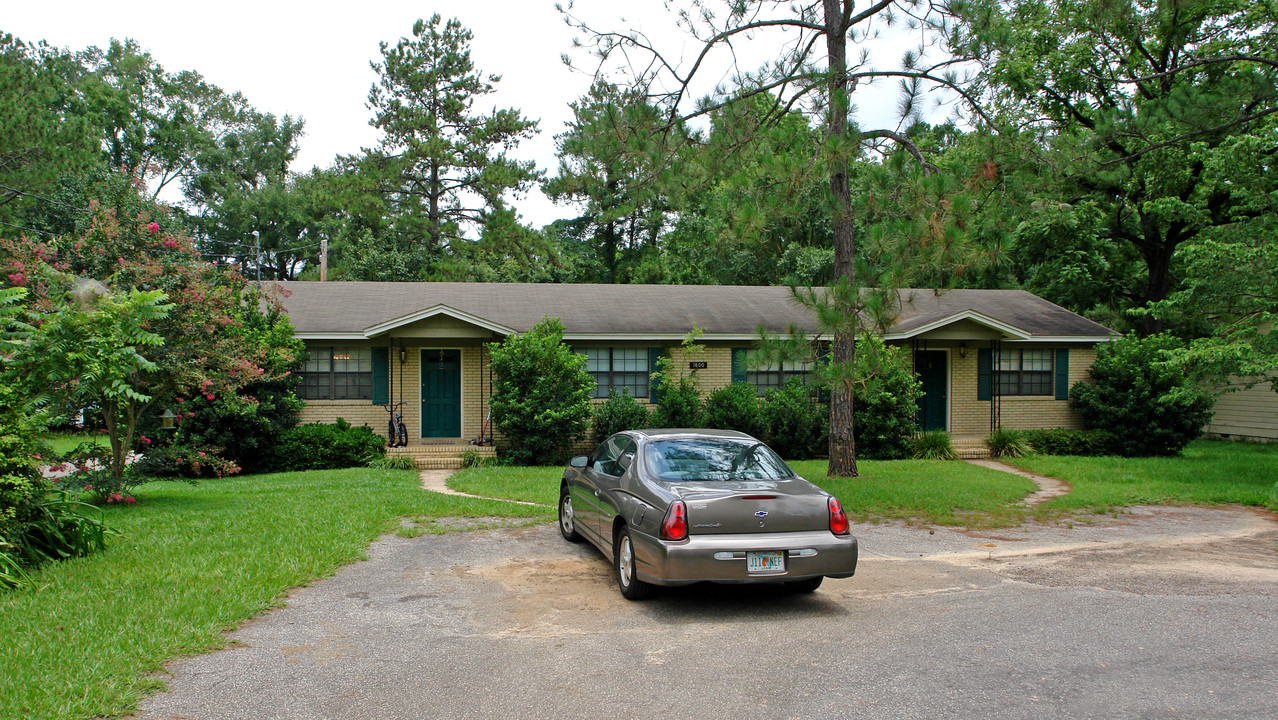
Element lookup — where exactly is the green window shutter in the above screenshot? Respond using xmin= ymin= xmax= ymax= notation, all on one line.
xmin=977 ymin=348 xmax=992 ymax=401
xmin=648 ymin=346 xmax=663 ymax=404
xmin=1054 ymin=348 xmax=1070 ymax=401
xmin=816 ymin=342 xmax=831 ymax=403
xmin=371 ymin=346 xmax=389 ymax=405
xmin=731 ymin=348 xmax=747 ymax=384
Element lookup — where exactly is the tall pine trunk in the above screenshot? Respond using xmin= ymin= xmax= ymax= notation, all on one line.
xmin=824 ymin=0 xmax=858 ymax=477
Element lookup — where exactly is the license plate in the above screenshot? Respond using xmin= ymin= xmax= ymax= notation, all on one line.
xmin=747 ymin=551 xmax=785 ymax=574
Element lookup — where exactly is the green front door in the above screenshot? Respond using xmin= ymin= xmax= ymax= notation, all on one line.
xmin=915 ymin=350 xmax=948 ymax=432
xmin=421 ymin=349 xmax=461 ymax=438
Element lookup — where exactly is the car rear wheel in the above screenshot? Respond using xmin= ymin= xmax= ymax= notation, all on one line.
xmin=558 ymin=487 xmax=583 ymax=543
xmin=785 ymin=576 xmax=824 ymax=593
xmin=614 ymin=527 xmax=655 ymax=600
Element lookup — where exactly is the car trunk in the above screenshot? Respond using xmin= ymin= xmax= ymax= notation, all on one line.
xmin=661 ymin=479 xmax=829 ymax=535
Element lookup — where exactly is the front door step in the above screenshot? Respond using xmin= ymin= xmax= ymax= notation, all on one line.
xmin=386 ymin=443 xmax=496 ymax=469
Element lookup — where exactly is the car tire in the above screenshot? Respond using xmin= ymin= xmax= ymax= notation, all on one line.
xmin=614 ymin=526 xmax=655 ymax=600
xmin=785 ymin=576 xmax=824 ymax=593
xmin=558 ymin=486 xmax=583 ymax=543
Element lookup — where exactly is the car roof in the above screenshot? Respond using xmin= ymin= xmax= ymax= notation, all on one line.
xmin=628 ymin=428 xmax=756 ymax=441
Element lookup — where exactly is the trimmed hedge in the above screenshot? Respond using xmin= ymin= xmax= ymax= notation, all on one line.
xmin=260 ymin=419 xmax=385 ymax=472
xmin=1022 ymin=428 xmax=1116 ymax=456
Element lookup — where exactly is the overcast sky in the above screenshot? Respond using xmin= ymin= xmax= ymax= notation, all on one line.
xmin=7 ymin=1 xmax=926 ymax=228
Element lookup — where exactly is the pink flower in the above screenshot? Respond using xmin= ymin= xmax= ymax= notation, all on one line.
xmin=204 ymin=393 xmax=214 ymax=401
xmin=198 ymin=451 xmax=206 ymax=456
xmin=162 ymin=238 xmax=179 ymax=249
xmin=147 ymin=222 xmax=160 ymax=234
xmin=124 ymin=496 xmax=136 ymax=505
xmin=141 ymin=435 xmax=151 ymax=445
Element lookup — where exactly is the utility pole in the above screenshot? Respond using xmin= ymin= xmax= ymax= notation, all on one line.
xmin=252 ymin=230 xmax=261 ymax=285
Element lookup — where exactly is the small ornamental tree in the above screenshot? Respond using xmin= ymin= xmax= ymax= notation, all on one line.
xmin=2 ymin=188 xmax=303 ymax=488
xmin=1070 ymin=334 xmax=1214 ymax=457
xmin=487 ymin=317 xmax=594 ymax=465
xmin=761 ymin=379 xmax=827 ymax=461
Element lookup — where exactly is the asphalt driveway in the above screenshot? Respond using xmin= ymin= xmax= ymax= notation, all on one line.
xmin=140 ymin=507 xmax=1278 ymax=720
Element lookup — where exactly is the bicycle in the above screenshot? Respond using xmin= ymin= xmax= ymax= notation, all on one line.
xmin=381 ymin=402 xmax=408 ymax=448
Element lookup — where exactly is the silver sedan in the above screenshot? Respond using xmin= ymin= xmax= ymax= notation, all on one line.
xmin=559 ymin=429 xmax=858 ymax=599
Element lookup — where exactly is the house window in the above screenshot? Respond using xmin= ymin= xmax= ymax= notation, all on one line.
xmin=747 ymin=360 xmax=814 ymax=395
xmin=299 ymin=346 xmax=373 ymax=400
xmin=581 ymin=347 xmax=650 ymax=399
xmin=997 ymin=349 xmax=1053 ymax=396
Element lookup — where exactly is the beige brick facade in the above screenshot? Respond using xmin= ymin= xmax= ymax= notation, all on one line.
xmin=298 ymin=337 xmax=1101 ymax=451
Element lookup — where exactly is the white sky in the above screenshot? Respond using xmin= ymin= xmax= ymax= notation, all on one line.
xmin=6 ymin=1 xmax=933 ymax=229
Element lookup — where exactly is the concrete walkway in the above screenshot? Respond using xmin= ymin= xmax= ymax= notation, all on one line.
xmin=963 ymin=458 xmax=1072 ymax=506
xmin=417 ymin=469 xmax=551 ymax=507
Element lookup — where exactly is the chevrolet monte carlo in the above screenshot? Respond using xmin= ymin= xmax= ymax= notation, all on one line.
xmin=559 ymin=429 xmax=859 ymax=599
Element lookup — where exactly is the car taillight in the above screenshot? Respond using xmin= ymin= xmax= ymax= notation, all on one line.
xmin=660 ymin=500 xmax=688 ymax=541
xmin=828 ymin=496 xmax=850 ymax=536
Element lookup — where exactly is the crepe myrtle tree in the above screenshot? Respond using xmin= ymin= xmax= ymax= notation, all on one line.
xmin=2 ymin=198 xmax=301 ymax=485
xmin=487 ymin=316 xmax=595 ymax=465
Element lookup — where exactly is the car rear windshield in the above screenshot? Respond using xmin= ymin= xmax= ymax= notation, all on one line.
xmin=643 ymin=438 xmax=796 ymax=481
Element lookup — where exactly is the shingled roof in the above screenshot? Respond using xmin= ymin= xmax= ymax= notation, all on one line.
xmin=274 ymin=281 xmax=1116 ymax=342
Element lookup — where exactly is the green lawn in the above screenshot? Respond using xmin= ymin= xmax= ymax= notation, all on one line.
xmin=790 ymin=459 xmax=1036 ymax=527
xmin=1 ymin=468 xmax=550 ymax=720
xmin=451 ymin=459 xmax=1037 ymax=528
xmin=42 ymin=431 xmax=107 ymax=457
xmin=1007 ymin=439 xmax=1278 ymax=512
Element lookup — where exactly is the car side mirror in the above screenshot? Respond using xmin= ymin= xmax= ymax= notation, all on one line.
xmin=569 ymin=455 xmax=588 ymax=469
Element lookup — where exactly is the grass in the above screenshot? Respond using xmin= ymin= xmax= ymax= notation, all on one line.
xmin=42 ymin=431 xmax=107 ymax=456
xmin=1007 ymin=439 xmax=1278 ymax=513
xmin=0 ymin=467 xmax=550 ymax=720
xmin=451 ymin=460 xmax=1036 ymax=528
xmin=449 ymin=465 xmax=562 ymax=504
xmin=790 ymin=459 xmax=1036 ymax=527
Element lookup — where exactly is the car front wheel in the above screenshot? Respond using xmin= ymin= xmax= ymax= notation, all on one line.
xmin=614 ymin=527 xmax=655 ymax=600
xmin=558 ymin=486 xmax=583 ymax=543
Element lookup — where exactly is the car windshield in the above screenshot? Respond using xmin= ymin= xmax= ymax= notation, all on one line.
xmin=643 ymin=438 xmax=796 ymax=481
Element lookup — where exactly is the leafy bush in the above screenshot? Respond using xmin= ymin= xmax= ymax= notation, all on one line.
xmin=1070 ymin=333 xmax=1214 ymax=456
xmin=851 ymin=334 xmax=923 ymax=460
xmin=652 ymin=374 xmax=703 ymax=428
xmin=988 ymin=428 xmax=1031 ymax=459
xmin=911 ymin=431 xmax=957 ymax=460
xmin=488 ymin=317 xmax=595 ymax=465
xmin=1022 ymin=428 xmax=1116 ymax=456
xmin=1 ymin=385 xmax=110 ymax=590
xmin=591 ymin=389 xmax=651 ymax=444
xmin=702 ymin=383 xmax=765 ymax=437
xmin=761 ymin=379 xmax=828 ymax=460
xmin=261 ymin=419 xmax=386 ymax=472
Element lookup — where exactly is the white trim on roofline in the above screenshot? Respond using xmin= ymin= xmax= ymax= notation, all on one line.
xmin=561 ymin=332 xmax=830 ymax=342
xmin=296 ymin=332 xmax=368 ymax=341
xmin=362 ymin=304 xmax=516 ymax=337
xmin=1002 ymin=335 xmax=1120 ymax=343
xmin=882 ymin=310 xmax=1033 ymax=341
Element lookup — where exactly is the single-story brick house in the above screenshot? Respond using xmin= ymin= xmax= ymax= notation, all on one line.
xmin=275 ymin=282 xmax=1117 ymax=450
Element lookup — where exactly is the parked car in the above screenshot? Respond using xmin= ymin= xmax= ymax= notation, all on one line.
xmin=559 ymin=429 xmax=858 ymax=599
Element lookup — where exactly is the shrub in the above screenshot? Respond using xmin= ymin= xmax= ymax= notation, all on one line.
xmin=368 ymin=454 xmax=418 ymax=471
xmin=851 ymin=334 xmax=923 ymax=460
xmin=261 ymin=419 xmax=386 ymax=472
xmin=1070 ymin=334 xmax=1214 ymax=456
xmin=988 ymin=428 xmax=1031 ymax=459
xmin=652 ymin=375 xmax=703 ymax=428
xmin=488 ymin=317 xmax=595 ymax=465
xmin=591 ymin=389 xmax=651 ymax=444
xmin=911 ymin=431 xmax=957 ymax=460
xmin=702 ymin=383 xmax=765 ymax=437
xmin=1022 ymin=428 xmax=1116 ymax=456
xmin=1 ymin=385 xmax=110 ymax=590
xmin=761 ymin=379 xmax=828 ymax=460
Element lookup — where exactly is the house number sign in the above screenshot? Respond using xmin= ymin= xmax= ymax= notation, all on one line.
xmin=689 ymin=361 xmax=708 ymax=369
